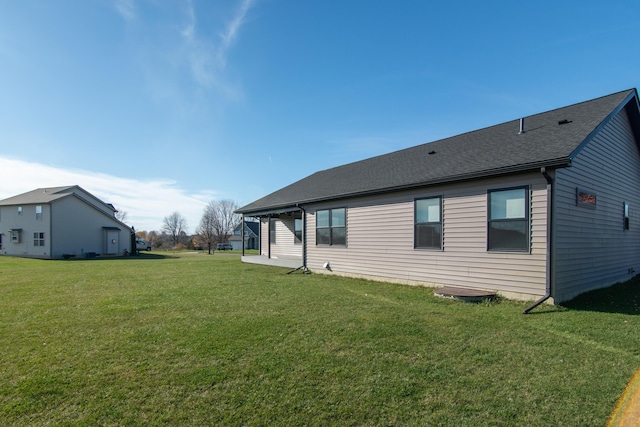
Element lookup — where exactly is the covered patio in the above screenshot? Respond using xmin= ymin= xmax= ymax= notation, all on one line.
xmin=238 ymin=206 xmax=306 ymax=271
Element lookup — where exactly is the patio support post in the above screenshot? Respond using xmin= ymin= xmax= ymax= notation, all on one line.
xmin=268 ymin=216 xmax=272 ymax=259
xmin=241 ymin=215 xmax=245 ymax=257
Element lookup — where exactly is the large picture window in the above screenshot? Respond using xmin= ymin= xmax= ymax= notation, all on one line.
xmin=316 ymin=208 xmax=346 ymax=246
xmin=488 ymin=187 xmax=529 ymax=252
xmin=415 ymin=197 xmax=442 ymax=249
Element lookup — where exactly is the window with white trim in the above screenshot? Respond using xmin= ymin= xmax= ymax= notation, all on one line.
xmin=488 ymin=187 xmax=529 ymax=252
xmin=36 ymin=205 xmax=43 ymax=221
xmin=10 ymin=230 xmax=21 ymax=243
xmin=33 ymin=232 xmax=45 ymax=247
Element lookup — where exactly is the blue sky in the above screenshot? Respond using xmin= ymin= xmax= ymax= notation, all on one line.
xmin=1 ymin=0 xmax=639 ymax=232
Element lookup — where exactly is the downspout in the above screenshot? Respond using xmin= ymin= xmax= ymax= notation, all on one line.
xmin=523 ymin=167 xmax=554 ymax=314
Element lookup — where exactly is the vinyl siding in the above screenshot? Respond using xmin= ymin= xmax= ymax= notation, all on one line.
xmin=260 ymin=217 xmax=269 ymax=256
xmin=306 ymin=172 xmax=548 ymax=300
xmin=0 ymin=204 xmax=52 ymax=257
xmin=260 ymin=216 xmax=302 ymax=259
xmin=0 ymin=196 xmax=131 ymax=259
xmin=554 ymin=107 xmax=640 ymax=301
xmin=50 ymin=196 xmax=132 ymax=257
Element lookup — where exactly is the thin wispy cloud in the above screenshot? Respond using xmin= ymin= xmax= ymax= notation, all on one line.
xmin=112 ymin=0 xmax=255 ymax=102
xmin=217 ymin=0 xmax=255 ymax=67
xmin=0 ymin=157 xmax=212 ymax=233
xmin=180 ymin=0 xmax=254 ymax=95
xmin=115 ymin=0 xmax=136 ymax=22
xmin=181 ymin=0 xmax=196 ymax=41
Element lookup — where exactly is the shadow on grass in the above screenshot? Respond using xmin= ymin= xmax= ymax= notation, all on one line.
xmin=561 ymin=275 xmax=640 ymax=315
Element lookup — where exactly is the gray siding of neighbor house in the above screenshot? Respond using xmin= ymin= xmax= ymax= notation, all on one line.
xmin=305 ymin=172 xmax=549 ymax=301
xmin=0 ymin=204 xmax=52 ymax=257
xmin=260 ymin=216 xmax=302 ymax=260
xmin=50 ymin=196 xmax=131 ymax=258
xmin=553 ymin=107 xmax=640 ymax=302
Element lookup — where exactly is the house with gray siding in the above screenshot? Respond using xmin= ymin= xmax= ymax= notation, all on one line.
xmin=237 ymin=89 xmax=640 ymax=306
xmin=230 ymin=221 xmax=260 ymax=250
xmin=0 ymin=186 xmax=133 ymax=259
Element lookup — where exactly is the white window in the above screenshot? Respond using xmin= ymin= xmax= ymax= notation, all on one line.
xmin=36 ymin=205 xmax=43 ymax=221
xmin=10 ymin=229 xmax=21 ymax=243
xmin=17 ymin=206 xmax=22 ymax=216
xmin=33 ymin=232 xmax=45 ymax=247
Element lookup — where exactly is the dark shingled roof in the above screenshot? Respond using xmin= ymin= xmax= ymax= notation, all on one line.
xmin=238 ymin=89 xmax=638 ymax=215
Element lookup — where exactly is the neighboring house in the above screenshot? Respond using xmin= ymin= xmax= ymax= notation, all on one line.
xmin=230 ymin=221 xmax=260 ymax=250
xmin=0 ymin=185 xmax=133 ymax=259
xmin=237 ymin=89 xmax=640 ymax=305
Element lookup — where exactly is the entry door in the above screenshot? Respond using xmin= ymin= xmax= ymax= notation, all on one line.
xmin=106 ymin=231 xmax=119 ymax=254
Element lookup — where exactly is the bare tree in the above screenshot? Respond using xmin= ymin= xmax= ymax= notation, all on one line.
xmin=115 ymin=210 xmax=128 ymax=223
xmin=196 ymin=203 xmax=217 ymax=254
xmin=162 ymin=211 xmax=187 ymax=246
xmin=212 ymin=200 xmax=241 ymax=245
xmin=197 ymin=200 xmax=241 ymax=249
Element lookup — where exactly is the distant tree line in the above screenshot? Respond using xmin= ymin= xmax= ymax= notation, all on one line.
xmin=135 ymin=200 xmax=241 ymax=253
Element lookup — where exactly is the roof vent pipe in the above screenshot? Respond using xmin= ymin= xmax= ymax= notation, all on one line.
xmin=518 ymin=118 xmax=525 ymax=134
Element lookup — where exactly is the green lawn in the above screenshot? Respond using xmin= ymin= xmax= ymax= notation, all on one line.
xmin=0 ymin=253 xmax=639 ymax=426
